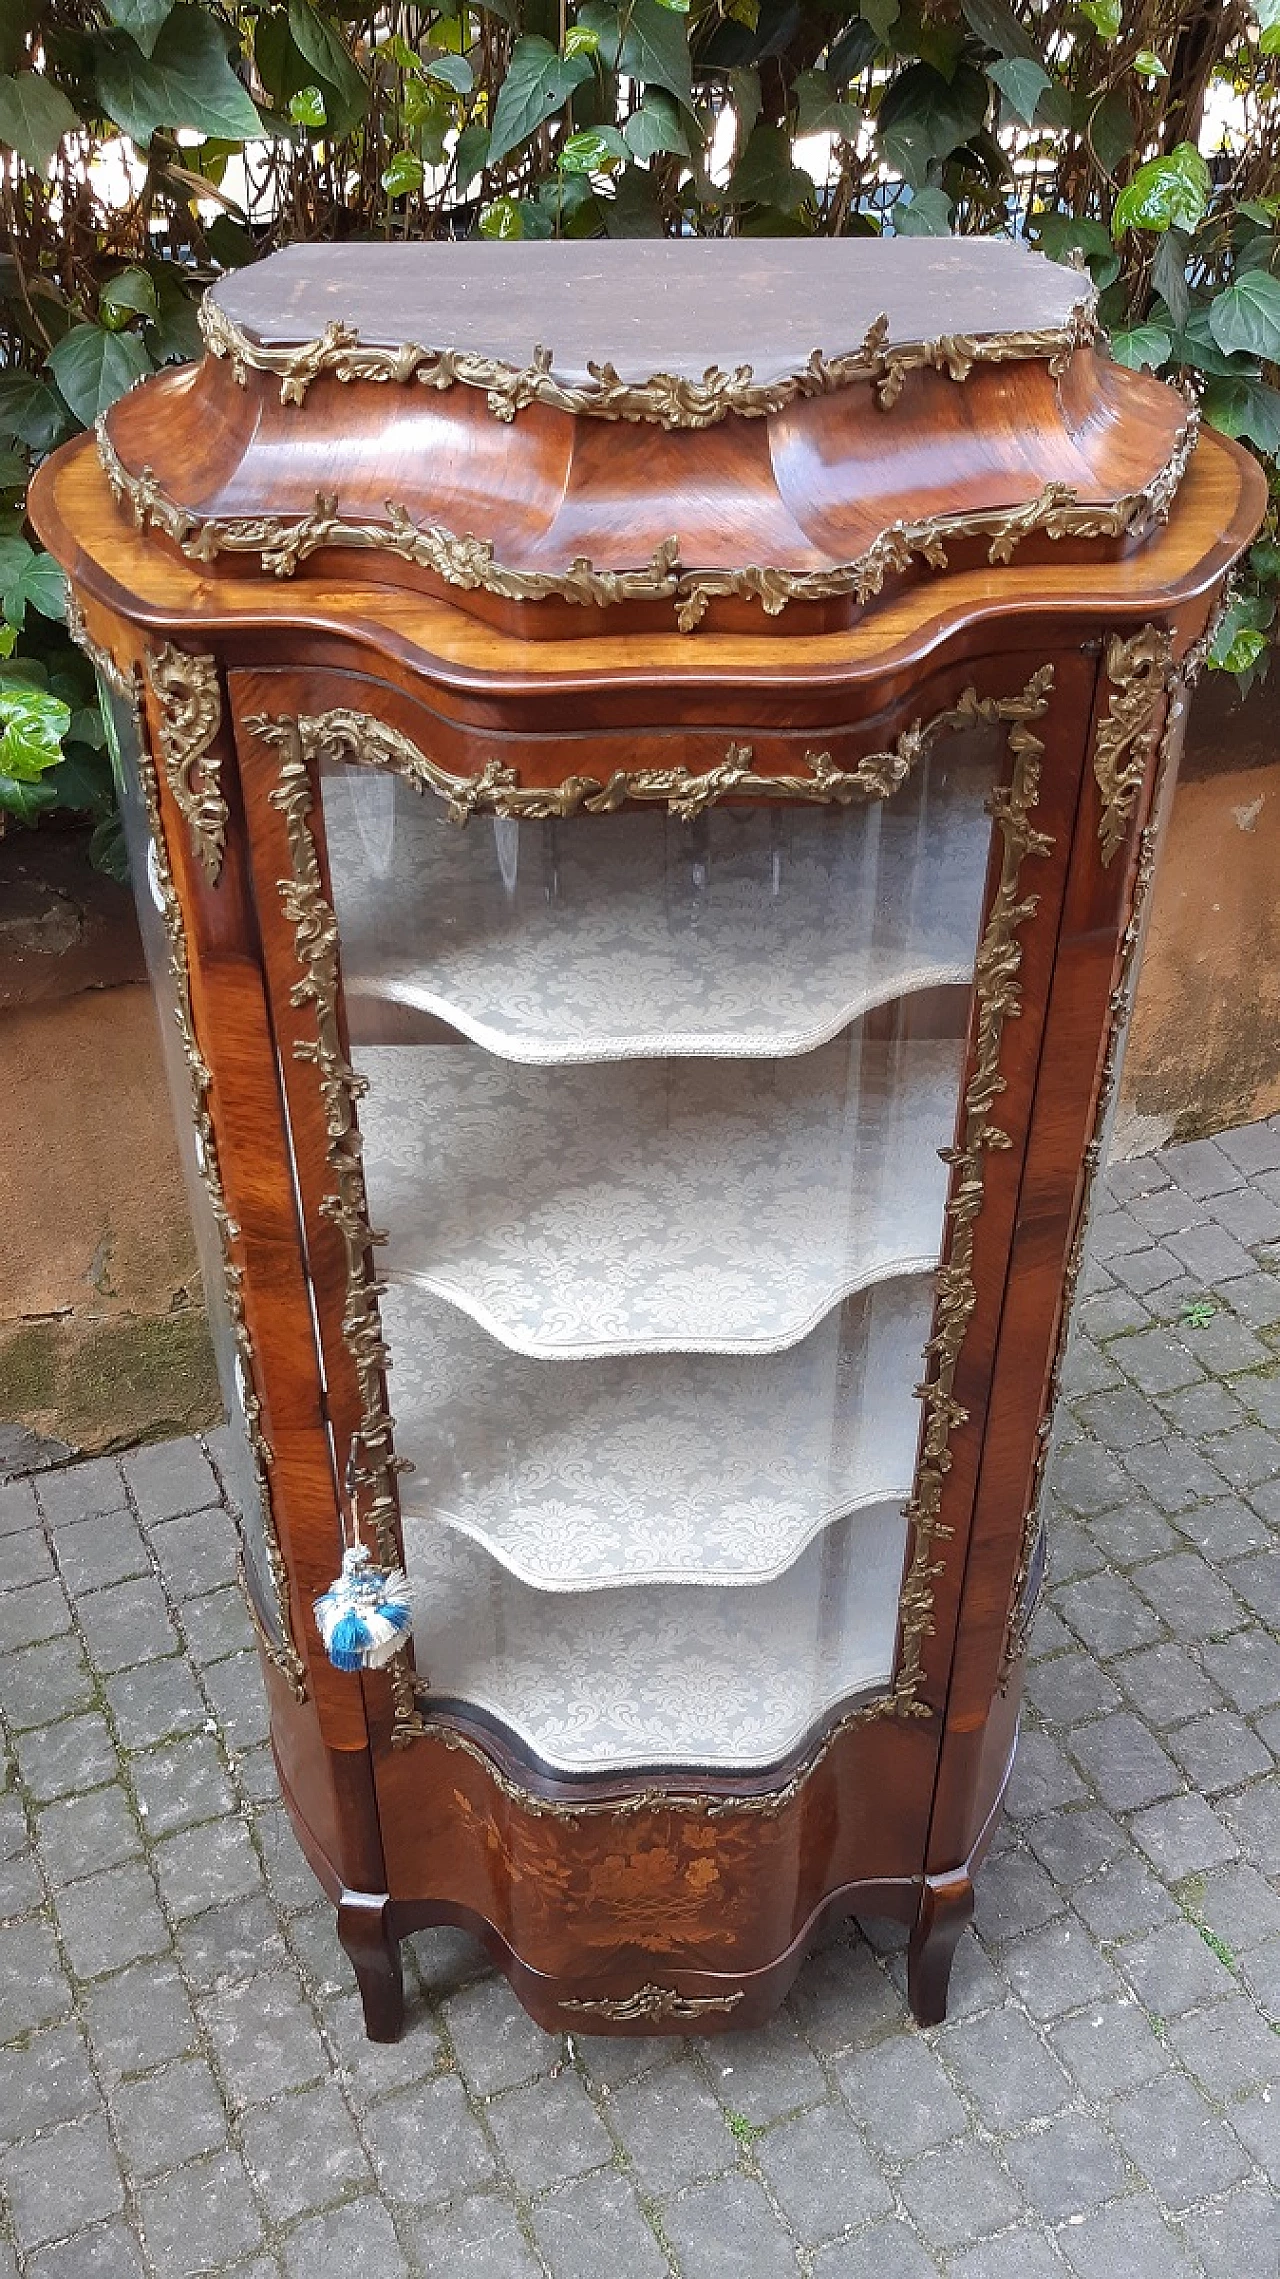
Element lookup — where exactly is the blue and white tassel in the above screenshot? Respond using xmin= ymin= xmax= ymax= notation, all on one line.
xmin=314 ymin=1541 xmax=413 ymax=1673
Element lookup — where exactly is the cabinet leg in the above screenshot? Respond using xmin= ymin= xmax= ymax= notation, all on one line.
xmin=907 ymin=1870 xmax=974 ymax=2027
xmin=337 ymin=1891 xmax=405 ymax=2042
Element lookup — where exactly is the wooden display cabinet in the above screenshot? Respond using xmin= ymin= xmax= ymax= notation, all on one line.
xmin=30 ymin=241 xmax=1264 ymax=2038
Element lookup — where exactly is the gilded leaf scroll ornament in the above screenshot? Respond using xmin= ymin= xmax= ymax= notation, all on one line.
xmin=146 ymin=644 xmax=228 ymax=884
xmin=249 ymin=661 xmax=1055 ymax=1782
xmin=95 ymin=402 xmax=1196 ymax=635
xmin=561 ymin=1984 xmax=744 ymax=2024
xmin=1092 ymin=625 xmax=1176 ymax=866
xmin=65 ymin=597 xmax=306 ymax=1701
xmin=199 ymin=293 xmax=1099 ymax=425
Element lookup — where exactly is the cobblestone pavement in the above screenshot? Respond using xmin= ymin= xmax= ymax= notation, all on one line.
xmin=2 ymin=1118 xmax=1280 ymax=2279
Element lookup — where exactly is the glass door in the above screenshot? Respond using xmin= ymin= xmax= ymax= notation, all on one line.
xmin=318 ymin=724 xmax=1003 ymax=1779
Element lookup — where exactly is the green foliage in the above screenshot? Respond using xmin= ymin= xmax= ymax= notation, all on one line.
xmin=1 ymin=0 xmax=1279 ymax=870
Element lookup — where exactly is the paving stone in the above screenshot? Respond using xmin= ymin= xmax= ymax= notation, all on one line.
xmin=937 ymin=2004 xmax=1071 ymax=2129
xmin=789 ymin=1936 xmax=906 ymax=2053
xmin=1114 ymin=1327 xmax=1207 ymax=1396
xmin=103 ymin=1658 xmax=207 ymax=1751
xmin=810 ymin=2215 xmax=940 ymax=2279
xmin=971 ymin=1848 xmax=1064 ymax=1943
xmin=1005 ymin=1730 xmax=1089 ymax=1818
xmin=485 ymin=2067 xmax=614 ymax=2194
xmin=1159 ymin=1377 xmax=1247 ymax=1436
xmin=1195 ymin=1861 xmax=1280 ymax=1953
xmin=131 ymin=1733 xmax=237 ymax=1838
xmin=1131 ymin=1550 xmax=1246 ymax=1641
xmin=1182 ymin=2178 xmax=1280 ymax=2279
xmin=1219 ymin=1773 xmax=1280 ymax=1872
xmin=529 ymin=2170 xmax=666 ymax=2279
xmin=660 ymin=2173 xmax=800 ymax=2279
xmin=36 ymin=1783 xmax=142 ymax=1888
xmin=110 ymin=2056 xmax=229 ymax=2179
xmin=121 ymin=1440 xmax=219 ymax=1526
xmin=1002 ymin=2109 xmax=1129 ymax=2222
xmin=835 ymin=2035 xmax=968 ymax=2162
xmin=1169 ymin=1709 xmax=1273 ymax=1793
xmin=1224 ymin=1546 xmax=1280 ymax=1626
xmin=1117 ymin=1919 xmax=1237 ymax=2018
xmin=1166 ymin=1991 xmax=1280 ymax=2097
xmin=255 ymin=1809 xmax=321 ymax=1914
xmin=1129 ymin=1791 xmax=1239 ymax=1878
xmin=54 ymin=1512 xmax=149 ymax=1597
xmin=83 ymin=1956 xmax=196 ymax=2079
xmin=149 ymin=1507 xmax=241 ymax=1600
xmin=77 ymin=1578 xmax=179 ymax=1675
xmin=1025 ymin=1806 xmax=1128 ymax=1889
xmin=0 ymin=1579 xmax=71 ymax=1653
xmin=1046 ymin=1440 xmax=1129 ymax=1518
xmin=135 ymin=2149 xmax=264 ymax=2277
xmin=0 ymin=1637 xmax=95 ymax=1730
xmin=322 ymin=1990 xmax=444 ymax=2097
xmin=1055 ymin=1574 xmax=1165 ymax=1660
xmin=1227 ymin=2086 xmax=1280 ymax=2184
xmin=238 ymin=2080 xmax=371 ymax=2219
xmin=153 ymin=1816 xmax=264 ymax=1920
xmin=1070 ymin=1387 xmax=1167 ymax=1452
xmin=203 ymin=1971 xmax=327 ymax=2104
xmin=754 ymin=2099 xmax=892 ymax=2243
xmin=1109 ymin=2072 xmax=1252 ymax=2206
xmin=997 ymin=1915 xmax=1121 ymax=2019
xmin=609 ymin=2055 xmax=734 ymax=2193
xmin=1057 ymin=2191 xmax=1199 ymax=2279
xmin=1086 ymin=1500 xmax=1181 ymax=1569
xmin=361 ymin=2072 xmax=495 ymax=2207
xmin=1120 ymin=1433 xmax=1230 ymax=1514
xmin=702 ymin=2012 xmax=826 ymax=2126
xmin=174 ymin=1894 xmax=287 ymax=1993
xmin=1216 ymin=1118 xmax=1280 ymax=1177
xmin=280 ymin=2198 xmax=408 ymax=2279
xmin=198 ymin=1653 xmax=271 ymax=1750
xmin=55 ymin=1860 xmax=170 ymax=1979
xmin=1067 ymin=1714 xmax=1181 ymax=1813
xmin=179 ymin=1585 xmax=256 ymax=1668
xmin=16 ymin=1711 xmax=119 ymax=1804
xmin=1241 ymin=1937 xmax=1280 ymax=2018
xmin=1112 ymin=1641 xmax=1221 ymax=1728
xmin=1079 ymin=1287 xmax=1153 ymax=1338
xmin=1205 ymin=1421 xmax=1280 ymax=1492
xmin=442 ymin=1971 xmax=560 ymax=2095
xmin=946 ymin=2231 xmax=1066 ymax=2279
xmin=1068 ymin=1853 xmax=1180 ymax=1942
xmin=0 ymin=1475 xmax=40 ymax=1533
xmin=0 ymin=2024 xmax=100 ymax=2147
xmin=408 ymin=2190 xmax=540 ymax=2278
xmin=25 ymin=2222 xmax=145 ymax=2279
xmin=0 ymin=1915 xmax=72 ymax=2041
xmin=1025 ymin=1652 xmax=1123 ymax=1729
xmin=1165 ymin=1217 xmax=1256 ymax=1282
xmin=1107 ymin=1244 xmax=1183 ymax=1297
xmin=0 ymin=2112 xmax=124 ymax=2249
xmin=895 ymin=2140 xmax=1023 ymax=2252
xmin=1170 ymin=1492 xmax=1270 ymax=1558
xmin=1048 ymin=1997 xmax=1168 ymax=2095
xmin=0 ymin=1525 xmax=56 ymax=1589
xmin=36 ymin=1459 xmax=127 ymax=1527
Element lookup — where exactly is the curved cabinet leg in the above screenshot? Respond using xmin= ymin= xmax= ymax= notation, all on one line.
xmin=338 ymin=1890 xmax=405 ymax=2043
xmin=908 ymin=1870 xmax=974 ymax=2028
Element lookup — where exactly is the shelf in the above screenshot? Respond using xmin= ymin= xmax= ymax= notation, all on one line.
xmin=402 ymin=1501 xmax=907 ymax=1774
xmin=388 ymin=1275 xmax=932 ymax=1589
xmin=359 ymin=1027 xmax=964 ymax=1357
xmin=324 ymin=755 xmax=991 ymax=1064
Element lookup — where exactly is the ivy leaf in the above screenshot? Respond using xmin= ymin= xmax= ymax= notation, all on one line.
xmin=47 ymin=323 xmax=152 ymax=426
xmin=1080 ymin=0 xmax=1120 ymax=35
xmin=1249 ymin=537 xmax=1280 ymax=580
xmin=103 ymin=0 xmax=174 ymax=58
xmin=861 ymin=0 xmax=900 ymax=36
xmin=0 ymin=373 xmax=72 ymax=454
xmin=14 ymin=550 xmax=65 ymax=623
xmin=287 ymin=0 xmax=366 ymax=128
xmin=1109 ymin=324 xmax=1172 ymax=372
xmin=1134 ymin=48 xmax=1167 ymax=77
xmin=455 ymin=118 xmax=489 ymax=188
xmin=987 ymin=56 xmax=1050 ymax=127
xmin=602 ymin=162 xmax=664 ymax=236
xmin=0 ymin=70 xmax=80 ymax=178
xmin=96 ymin=8 xmax=263 ymax=145
xmin=559 ymin=125 xmax=627 ymax=171
xmin=1028 ymin=210 xmax=1119 ymax=289
xmin=727 ymin=122 xmax=813 ymax=213
xmin=1256 ymin=0 xmax=1280 ymax=56
xmin=381 ymin=150 xmax=424 ymax=195
xmin=618 ymin=0 xmax=693 ymax=114
xmin=893 ymin=185 xmax=952 ymax=236
xmin=99 ymin=266 xmax=158 ymax=329
xmin=288 ymin=85 xmax=326 ymax=126
xmin=426 ymin=52 xmax=474 ymax=94
xmin=45 ymin=740 xmax=114 ymax=813
xmin=1088 ymin=85 xmax=1134 ymax=176
xmin=1177 ymin=306 xmax=1258 ymax=379
xmin=792 ymin=69 xmax=859 ymax=138
xmin=960 ymin=0 xmax=1040 ymax=60
xmin=564 ymin=24 xmax=600 ymax=55
xmin=877 ymin=63 xmax=988 ymax=189
xmin=623 ymin=91 xmax=689 ymax=161
xmin=0 ymin=447 xmax=25 ymax=489
xmin=479 ymin=195 xmax=523 ymax=237
xmin=577 ymin=3 xmax=621 ymax=70
xmin=1208 ymin=271 xmax=1280 ymax=365
xmin=0 ymin=681 xmax=71 ymax=781
xmin=485 ymin=36 xmax=591 ymax=168
xmin=1151 ymin=227 xmax=1189 ymax=332
xmin=1112 ymin=142 xmax=1210 ymax=236
xmin=1201 ymin=374 xmax=1280 ymax=454
xmin=0 ymin=770 xmax=60 ymax=822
